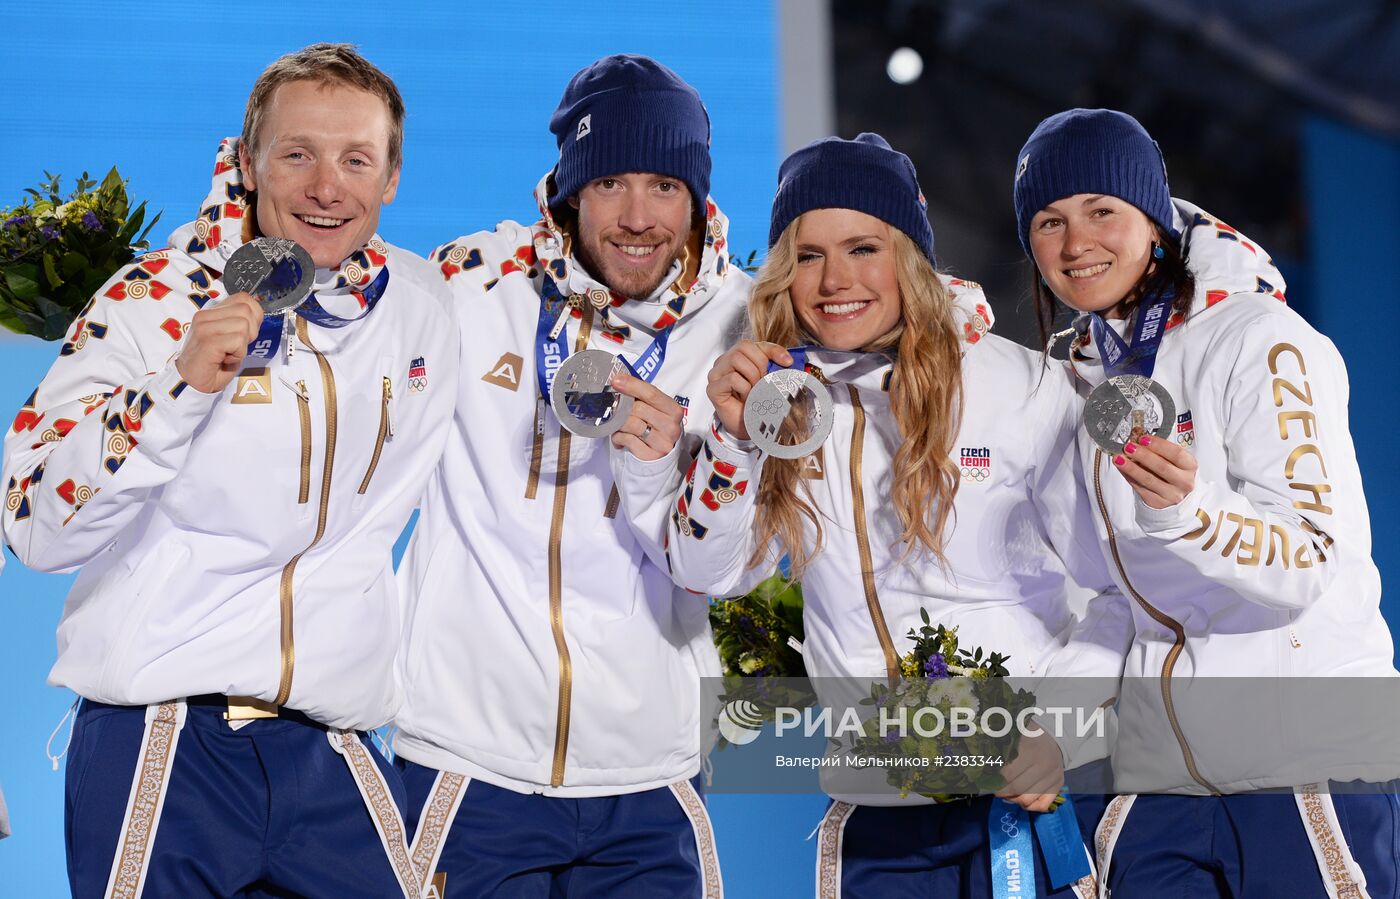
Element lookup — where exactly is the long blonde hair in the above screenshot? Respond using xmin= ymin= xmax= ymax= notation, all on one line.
xmin=748 ymin=216 xmax=964 ymax=577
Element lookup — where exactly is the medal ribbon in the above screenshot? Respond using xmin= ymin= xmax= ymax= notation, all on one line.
xmin=988 ymin=798 xmax=1038 ymax=899
xmin=245 ymin=267 xmax=391 ymax=364
xmin=1088 ymin=292 xmax=1174 ymax=380
xmin=764 ymin=346 xmax=892 ymax=378
xmin=1031 ymin=794 xmax=1091 ymax=890
xmin=534 ymin=272 xmax=675 ymax=399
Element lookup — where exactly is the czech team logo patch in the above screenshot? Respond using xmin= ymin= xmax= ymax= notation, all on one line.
xmin=1176 ymin=410 xmax=1195 ymax=446
xmin=959 ymin=446 xmax=991 ymax=482
xmin=408 ymin=356 xmax=428 ymax=394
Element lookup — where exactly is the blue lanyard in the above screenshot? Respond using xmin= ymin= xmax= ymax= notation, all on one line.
xmin=533 ymin=273 xmax=674 ymax=399
xmin=986 ymin=794 xmax=1091 ymax=897
xmin=1088 ymin=292 xmax=1174 ymax=380
xmin=245 ymin=266 xmax=390 ymax=364
xmin=988 ymin=799 xmax=1037 ymax=899
xmin=1031 ymin=793 xmax=1091 ymax=889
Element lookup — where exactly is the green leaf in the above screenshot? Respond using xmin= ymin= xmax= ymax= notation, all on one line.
xmin=5 ymin=265 xmax=40 ymax=301
xmin=41 ymin=252 xmax=64 ymax=290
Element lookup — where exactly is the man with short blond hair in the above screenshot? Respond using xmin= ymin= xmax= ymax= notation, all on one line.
xmin=2 ymin=43 xmax=456 ymax=897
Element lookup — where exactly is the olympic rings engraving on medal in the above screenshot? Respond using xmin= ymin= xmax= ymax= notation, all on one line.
xmin=226 ymin=238 xmax=315 ymax=315
xmin=1083 ymin=374 xmax=1176 ymax=454
xmin=743 ymin=367 xmax=835 ymax=459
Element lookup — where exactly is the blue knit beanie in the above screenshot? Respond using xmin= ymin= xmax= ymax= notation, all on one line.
xmin=547 ymin=54 xmax=711 ymax=209
xmin=1012 ymin=108 xmax=1177 ymax=256
xmin=769 ymin=132 xmax=935 ymax=264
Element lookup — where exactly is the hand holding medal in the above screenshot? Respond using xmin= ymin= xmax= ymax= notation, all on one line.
xmin=707 ymin=341 xmax=836 ymax=459
xmin=1081 ymin=292 xmax=1198 ymax=507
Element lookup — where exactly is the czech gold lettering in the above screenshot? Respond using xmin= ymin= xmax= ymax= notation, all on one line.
xmin=1284 ymin=445 xmax=1329 ymax=481
xmin=1277 ymin=410 xmax=1317 ymax=440
xmin=1289 ymin=482 xmax=1334 ymax=516
xmin=1267 ymin=343 xmax=1306 ymax=377
xmin=1271 ymin=377 xmax=1313 ymax=409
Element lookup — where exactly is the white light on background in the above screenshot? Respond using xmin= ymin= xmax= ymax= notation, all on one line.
xmin=887 ymin=47 xmax=923 ymax=84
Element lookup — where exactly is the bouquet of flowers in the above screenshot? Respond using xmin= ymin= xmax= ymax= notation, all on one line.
xmin=708 ymin=571 xmax=813 ymax=749
xmin=848 ymin=608 xmax=1041 ymax=801
xmin=709 ymin=570 xmax=806 ymax=678
xmin=0 ymin=169 xmax=159 ymax=340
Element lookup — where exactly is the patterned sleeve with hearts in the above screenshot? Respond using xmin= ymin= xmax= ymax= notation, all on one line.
xmin=2 ymin=253 xmax=219 ymax=573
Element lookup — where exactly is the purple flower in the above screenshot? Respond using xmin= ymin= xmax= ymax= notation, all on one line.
xmin=924 ymin=653 xmax=949 ymax=679
xmin=4 ymin=214 xmax=32 ymax=229
xmin=883 ymin=729 xmax=902 ymax=745
xmin=82 ymin=212 xmax=102 ymax=231
xmin=40 ymin=225 xmax=60 ymax=241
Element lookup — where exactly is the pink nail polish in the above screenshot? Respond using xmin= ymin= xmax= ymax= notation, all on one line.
xmin=1113 ymin=455 xmax=1125 ymax=466
xmin=1140 ymin=435 xmax=1152 ymax=446
xmin=1124 ymin=443 xmax=1137 ymax=455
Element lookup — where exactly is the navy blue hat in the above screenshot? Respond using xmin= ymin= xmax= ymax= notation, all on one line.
xmin=547 ymin=54 xmax=711 ymax=209
xmin=1013 ymin=108 xmax=1177 ymax=256
xmin=769 ymin=133 xmax=935 ymax=264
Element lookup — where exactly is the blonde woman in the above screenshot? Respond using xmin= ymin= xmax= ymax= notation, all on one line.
xmin=665 ymin=133 xmax=1124 ymax=897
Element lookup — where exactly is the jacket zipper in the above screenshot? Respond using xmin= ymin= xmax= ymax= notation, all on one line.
xmin=1091 ymin=448 xmax=1219 ymax=793
xmin=846 ymin=385 xmax=900 ymax=683
xmin=527 ymin=295 xmax=584 ymax=501
xmin=549 ymin=303 xmax=594 ymax=786
xmin=274 ymin=318 xmax=339 ymax=707
xmin=358 ymin=377 xmax=393 ymax=495
xmin=295 ymin=380 xmax=311 ymax=505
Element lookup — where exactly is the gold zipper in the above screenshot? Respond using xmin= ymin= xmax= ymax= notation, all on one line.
xmin=358 ymin=377 xmax=392 ymax=495
xmin=847 ymin=385 xmax=900 ymax=684
xmin=528 ymin=296 xmax=583 ymax=501
xmin=548 ymin=303 xmax=594 ymax=786
xmin=295 ymin=380 xmax=311 ymax=505
xmin=1091 ymin=448 xmax=1219 ymax=793
xmin=274 ymin=318 xmax=339 ymax=707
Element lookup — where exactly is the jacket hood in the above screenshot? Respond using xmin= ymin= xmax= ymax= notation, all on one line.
xmin=525 ymin=171 xmax=738 ymax=347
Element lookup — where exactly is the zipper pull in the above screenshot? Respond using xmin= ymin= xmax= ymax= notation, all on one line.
xmin=382 ymin=377 xmax=394 ymax=438
xmin=548 ymin=295 xmax=581 ymax=341
xmin=294 ymin=378 xmax=309 ymax=401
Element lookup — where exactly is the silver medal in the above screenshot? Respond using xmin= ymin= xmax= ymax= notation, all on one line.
xmin=549 ymin=348 xmax=634 ymax=438
xmin=225 ymin=237 xmax=315 ymax=314
xmin=743 ymin=368 xmax=835 ymax=459
xmin=1083 ymin=374 xmax=1176 ymax=454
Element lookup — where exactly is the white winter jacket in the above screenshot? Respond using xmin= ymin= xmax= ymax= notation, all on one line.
xmin=0 ymin=139 xmax=459 ymax=731
xmin=393 ymin=179 xmax=750 ymax=795
xmin=664 ymin=280 xmax=1131 ymax=803
xmin=1068 ymin=198 xmax=1397 ymax=793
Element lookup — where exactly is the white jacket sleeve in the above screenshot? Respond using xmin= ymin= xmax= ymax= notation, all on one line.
xmin=1 ymin=264 xmax=218 ymax=572
xmin=609 ymin=435 xmax=690 ymax=575
xmin=1132 ymin=309 xmax=1360 ymax=611
xmin=663 ymin=422 xmax=779 ymax=597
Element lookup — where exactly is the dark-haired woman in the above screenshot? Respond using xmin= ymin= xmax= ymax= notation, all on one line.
xmin=1015 ymin=107 xmax=1399 ymax=898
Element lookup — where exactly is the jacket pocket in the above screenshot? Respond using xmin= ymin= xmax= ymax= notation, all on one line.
xmin=353 ymin=375 xmax=394 ymax=511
